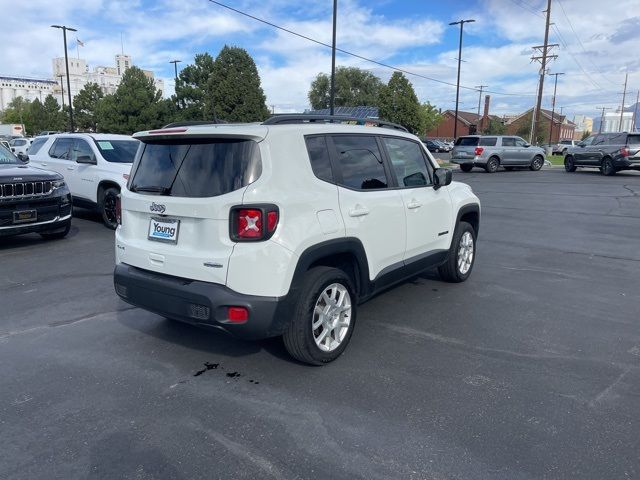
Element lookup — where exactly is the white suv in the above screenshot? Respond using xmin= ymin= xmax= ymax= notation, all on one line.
xmin=28 ymin=133 xmax=140 ymax=228
xmin=113 ymin=116 xmax=480 ymax=364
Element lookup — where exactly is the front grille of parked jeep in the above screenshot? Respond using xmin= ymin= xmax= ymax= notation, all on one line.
xmin=0 ymin=181 xmax=53 ymax=198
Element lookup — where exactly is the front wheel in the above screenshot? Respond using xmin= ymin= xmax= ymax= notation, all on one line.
xmin=438 ymin=221 xmax=476 ymax=283
xmin=460 ymin=164 xmax=473 ymax=172
xmin=601 ymin=158 xmax=616 ymax=176
xmin=283 ymin=267 xmax=357 ymax=365
xmin=564 ymin=156 xmax=577 ymax=172
xmin=100 ymin=187 xmax=120 ymax=230
xmin=530 ymin=155 xmax=544 ymax=171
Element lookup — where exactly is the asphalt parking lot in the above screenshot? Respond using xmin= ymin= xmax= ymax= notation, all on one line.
xmin=1 ymin=168 xmax=639 ymax=479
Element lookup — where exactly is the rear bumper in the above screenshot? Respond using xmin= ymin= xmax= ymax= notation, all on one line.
xmin=113 ymin=264 xmax=294 ymax=340
xmin=451 ymin=156 xmax=486 ymax=166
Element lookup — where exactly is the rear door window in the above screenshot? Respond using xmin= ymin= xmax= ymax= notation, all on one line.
xmin=593 ymin=135 xmax=607 ymax=145
xmin=479 ymin=137 xmax=497 ymax=146
xmin=502 ymin=137 xmax=516 ymax=147
xmin=331 ymin=135 xmax=388 ymax=190
xmin=129 ymin=138 xmax=262 ymax=198
xmin=455 ymin=137 xmax=479 ymax=146
xmin=48 ymin=138 xmax=74 ymax=159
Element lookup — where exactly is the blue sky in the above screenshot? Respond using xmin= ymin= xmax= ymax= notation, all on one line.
xmin=0 ymin=0 xmax=638 ymax=120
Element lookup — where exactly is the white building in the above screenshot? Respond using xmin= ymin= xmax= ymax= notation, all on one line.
xmin=0 ymin=76 xmax=58 ymax=110
xmin=601 ymin=111 xmax=633 ymax=133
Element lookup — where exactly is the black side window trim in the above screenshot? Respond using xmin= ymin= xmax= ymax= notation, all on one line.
xmin=378 ymin=135 xmax=434 ymax=188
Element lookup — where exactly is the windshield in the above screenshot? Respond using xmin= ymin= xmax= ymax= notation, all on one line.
xmin=96 ymin=139 xmax=140 ymax=163
xmin=455 ymin=137 xmax=479 ymax=146
xmin=0 ymin=144 xmax=20 ymax=164
xmin=129 ymin=138 xmax=262 ymax=198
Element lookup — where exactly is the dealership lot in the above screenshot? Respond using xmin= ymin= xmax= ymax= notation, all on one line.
xmin=1 ymin=169 xmax=639 ymax=479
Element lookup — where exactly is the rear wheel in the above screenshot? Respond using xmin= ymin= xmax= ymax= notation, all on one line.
xmin=485 ymin=157 xmax=499 ymax=173
xmin=100 ymin=187 xmax=119 ymax=230
xmin=601 ymin=157 xmax=616 ymax=176
xmin=564 ymin=155 xmax=577 ymax=172
xmin=530 ymin=155 xmax=544 ymax=171
xmin=460 ymin=164 xmax=473 ymax=172
xmin=438 ymin=221 xmax=476 ymax=283
xmin=283 ymin=267 xmax=357 ymax=365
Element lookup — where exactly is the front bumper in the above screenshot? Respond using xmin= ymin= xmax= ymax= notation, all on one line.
xmin=614 ymin=158 xmax=640 ymax=170
xmin=0 ymin=191 xmax=72 ymax=237
xmin=113 ymin=264 xmax=294 ymax=339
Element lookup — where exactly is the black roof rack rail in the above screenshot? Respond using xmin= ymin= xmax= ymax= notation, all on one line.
xmin=162 ymin=120 xmax=228 ymax=128
xmin=262 ymin=114 xmax=408 ymax=132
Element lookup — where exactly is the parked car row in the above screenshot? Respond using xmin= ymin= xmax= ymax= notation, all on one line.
xmin=450 ymin=135 xmax=546 ymax=173
xmin=423 ymin=139 xmax=452 ymax=153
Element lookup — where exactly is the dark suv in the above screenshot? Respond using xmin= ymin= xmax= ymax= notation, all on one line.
xmin=0 ymin=144 xmax=72 ymax=239
xmin=564 ymin=132 xmax=640 ymax=175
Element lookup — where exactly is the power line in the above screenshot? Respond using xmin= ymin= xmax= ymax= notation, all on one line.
xmin=207 ymin=0 xmax=535 ymax=97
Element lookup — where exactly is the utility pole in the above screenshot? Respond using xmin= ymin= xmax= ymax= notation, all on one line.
xmin=632 ymin=90 xmax=639 ymax=132
xmin=618 ymin=72 xmax=628 ymax=132
xmin=51 ymin=24 xmax=77 ymax=132
xmin=475 ymin=85 xmax=488 ymax=116
xmin=449 ymin=18 xmax=476 ymax=139
xmin=597 ymin=107 xmax=610 ymax=133
xmin=329 ymin=0 xmax=337 ymax=116
xmin=169 ymin=59 xmax=181 ymax=81
xmin=530 ymin=0 xmax=557 ymax=144
xmin=547 ymin=72 xmax=564 ymax=146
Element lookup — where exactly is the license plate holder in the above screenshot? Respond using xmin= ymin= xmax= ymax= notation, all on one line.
xmin=13 ymin=210 xmax=37 ymax=224
xmin=148 ymin=217 xmax=180 ymax=244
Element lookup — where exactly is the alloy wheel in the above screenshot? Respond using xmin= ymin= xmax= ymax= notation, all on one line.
xmin=312 ymin=283 xmax=352 ymax=352
xmin=457 ymin=231 xmax=474 ymax=275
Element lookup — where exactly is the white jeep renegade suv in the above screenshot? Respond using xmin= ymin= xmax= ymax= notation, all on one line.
xmin=113 ymin=116 xmax=480 ymax=365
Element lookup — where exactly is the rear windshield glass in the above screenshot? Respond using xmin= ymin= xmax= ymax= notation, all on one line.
xmin=628 ymin=135 xmax=640 ymax=146
xmin=455 ymin=137 xmax=479 ymax=146
xmin=129 ymin=138 xmax=262 ymax=198
xmin=479 ymin=137 xmax=497 ymax=146
xmin=96 ymin=139 xmax=139 ymax=163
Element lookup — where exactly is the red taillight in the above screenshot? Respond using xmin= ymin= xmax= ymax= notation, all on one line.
xmin=620 ymin=147 xmax=630 ymax=157
xmin=231 ymin=205 xmax=279 ymax=241
xmin=115 ymin=194 xmax=122 ymax=225
xmin=227 ymin=307 xmax=249 ymax=324
xmin=474 ymin=147 xmax=484 ymax=156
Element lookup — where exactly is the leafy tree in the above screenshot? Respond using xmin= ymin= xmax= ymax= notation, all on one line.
xmin=208 ymin=46 xmax=269 ymax=122
xmin=308 ymin=67 xmax=383 ymax=110
xmin=1 ymin=96 xmax=32 ymax=133
xmin=378 ymin=72 xmax=423 ymax=134
xmin=174 ymin=53 xmax=216 ymax=121
xmin=43 ymin=95 xmax=66 ymax=131
xmin=28 ymin=99 xmax=47 ymax=133
xmin=74 ymin=82 xmax=103 ymax=131
xmin=581 ymin=130 xmax=591 ymax=140
xmin=419 ymin=102 xmax=443 ymax=135
xmin=482 ymin=117 xmax=506 ymax=135
xmin=95 ymin=66 xmax=169 ymax=134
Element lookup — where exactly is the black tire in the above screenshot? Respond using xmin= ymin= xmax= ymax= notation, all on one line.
xmin=564 ymin=155 xmax=577 ymax=172
xmin=562 ymin=148 xmax=568 ymax=156
xmin=485 ymin=157 xmax=499 ymax=173
xmin=283 ymin=267 xmax=357 ymax=365
xmin=601 ymin=157 xmax=616 ymax=176
xmin=438 ymin=221 xmax=476 ymax=283
xmin=100 ymin=187 xmax=119 ymax=229
xmin=529 ymin=155 xmax=544 ymax=171
xmin=460 ymin=164 xmax=473 ymax=172
xmin=40 ymin=222 xmax=71 ymax=240
xmin=504 ymin=166 xmax=515 ymax=171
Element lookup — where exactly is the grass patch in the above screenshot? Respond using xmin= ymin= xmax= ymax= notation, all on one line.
xmin=546 ymin=155 xmax=565 ymax=166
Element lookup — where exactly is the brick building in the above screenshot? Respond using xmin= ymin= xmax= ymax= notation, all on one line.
xmin=505 ymin=108 xmax=576 ymax=144
xmin=426 ymin=95 xmax=500 ymax=140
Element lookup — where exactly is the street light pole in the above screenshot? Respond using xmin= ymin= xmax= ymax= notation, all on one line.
xmin=58 ymin=74 xmax=65 ymax=110
xmin=51 ymin=25 xmax=77 ymax=132
xmin=547 ymin=72 xmax=564 ymax=146
xmin=329 ymin=0 xmax=338 ymax=116
xmin=169 ymin=59 xmax=182 ymax=81
xmin=449 ymin=19 xmax=475 ymax=140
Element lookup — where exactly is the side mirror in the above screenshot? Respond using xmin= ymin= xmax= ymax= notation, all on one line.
xmin=17 ymin=152 xmax=29 ymax=163
xmin=433 ymin=168 xmax=453 ymax=190
xmin=76 ymin=155 xmax=97 ymax=165
xmin=523 ymin=143 xmax=531 ymax=148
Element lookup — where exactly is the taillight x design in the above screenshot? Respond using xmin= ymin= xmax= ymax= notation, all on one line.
xmin=474 ymin=147 xmax=484 ymax=156
xmin=230 ymin=205 xmax=279 ymax=241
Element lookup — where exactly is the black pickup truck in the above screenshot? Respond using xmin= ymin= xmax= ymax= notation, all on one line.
xmin=0 ymin=144 xmax=72 ymax=238
xmin=564 ymin=132 xmax=640 ymax=175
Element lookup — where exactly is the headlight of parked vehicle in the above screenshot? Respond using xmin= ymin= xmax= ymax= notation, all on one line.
xmin=52 ymin=180 xmax=66 ymax=189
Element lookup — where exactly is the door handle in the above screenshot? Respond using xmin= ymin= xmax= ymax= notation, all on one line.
xmin=40 ymin=163 xmax=47 ymax=166
xmin=67 ymin=166 xmax=75 ymax=171
xmin=407 ymin=200 xmax=422 ymax=209
xmin=348 ymin=206 xmax=370 ymax=217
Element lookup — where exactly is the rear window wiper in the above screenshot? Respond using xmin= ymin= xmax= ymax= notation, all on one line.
xmin=130 ymin=185 xmax=170 ymax=195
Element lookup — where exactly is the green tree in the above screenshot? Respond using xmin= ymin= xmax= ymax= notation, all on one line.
xmin=43 ymin=95 xmax=66 ymax=131
xmin=95 ymin=66 xmax=169 ymax=134
xmin=1 ymin=96 xmax=32 ymax=133
xmin=581 ymin=130 xmax=591 ymax=140
xmin=378 ymin=72 xmax=423 ymax=134
xmin=482 ymin=117 xmax=506 ymax=135
xmin=174 ymin=53 xmax=216 ymax=121
xmin=419 ymin=102 xmax=443 ymax=135
xmin=74 ymin=82 xmax=103 ymax=131
xmin=308 ymin=67 xmax=383 ymax=110
xmin=208 ymin=46 xmax=269 ymax=122
xmin=28 ymin=99 xmax=47 ymax=133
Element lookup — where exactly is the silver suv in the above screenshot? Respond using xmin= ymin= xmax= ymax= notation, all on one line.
xmin=451 ymin=135 xmax=546 ymax=173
